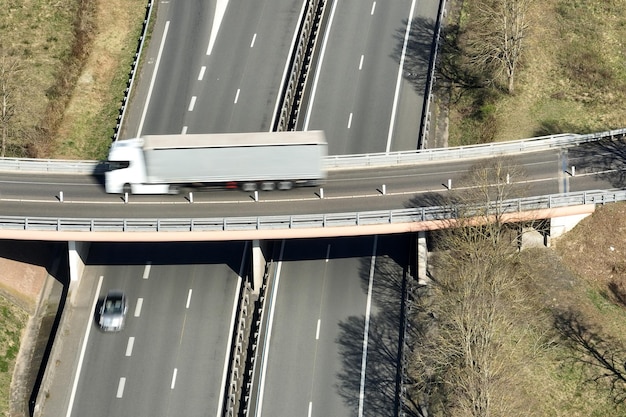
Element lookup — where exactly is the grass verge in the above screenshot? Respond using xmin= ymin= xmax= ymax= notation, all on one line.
xmin=444 ymin=0 xmax=626 ymax=145
xmin=0 ymin=295 xmax=28 ymax=414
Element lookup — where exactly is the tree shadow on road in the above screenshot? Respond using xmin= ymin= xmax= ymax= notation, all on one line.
xmin=335 ymin=237 xmax=424 ymax=416
xmin=565 ymin=136 xmax=626 ymax=188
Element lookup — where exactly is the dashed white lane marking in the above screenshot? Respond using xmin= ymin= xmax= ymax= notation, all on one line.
xmin=171 ymin=368 xmax=178 ymax=389
xmin=234 ymin=89 xmax=241 ymax=104
xmin=316 ymin=319 xmax=321 ymax=340
xmin=116 ymin=377 xmax=126 ymax=398
xmin=181 ymin=126 xmax=188 ymax=134
xmin=250 ymin=33 xmax=257 ymax=48
xmin=371 ymin=1 xmax=376 ymax=15
xmin=134 ymin=298 xmax=143 ymax=317
xmin=348 ymin=113 xmax=353 ymax=129
xmin=143 ymin=262 xmax=151 ymax=279
xmin=308 ymin=401 xmax=313 ymax=417
xmin=188 ymin=96 xmax=197 ymax=111
xmin=186 ymin=289 xmax=193 ymax=309
xmin=359 ymin=55 xmax=364 ymax=70
xmin=198 ymin=66 xmax=206 ymax=80
xmin=125 ymin=337 xmax=135 ymax=357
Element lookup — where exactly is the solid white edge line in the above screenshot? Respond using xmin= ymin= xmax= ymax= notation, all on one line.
xmin=186 ymin=289 xmax=193 ymax=309
xmin=134 ymin=297 xmax=143 ymax=317
xmin=116 ymin=377 xmax=126 ymax=398
xmin=137 ymin=21 xmax=170 ymax=137
xmin=386 ymin=0 xmax=416 ymax=154
xmin=216 ymin=241 xmax=249 ymax=417
xmin=198 ymin=66 xmax=206 ymax=81
xmin=316 ymin=319 xmax=321 ymax=340
xmin=65 ymin=275 xmax=103 ymax=417
xmin=325 ymin=244 xmax=331 ymax=263
xmin=269 ymin=0 xmax=308 ymax=131
xmin=206 ymin=0 xmax=228 ymax=55
xmin=358 ymin=236 xmax=378 ymax=417
xmin=303 ymin=0 xmax=339 ymax=130
xmin=125 ymin=336 xmax=135 ymax=357
xmin=143 ymin=262 xmax=152 ymax=279
xmin=170 ymin=368 xmax=178 ymax=389
xmin=255 ymin=240 xmax=285 ymax=417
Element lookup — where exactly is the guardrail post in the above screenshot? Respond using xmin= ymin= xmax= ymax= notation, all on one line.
xmin=188 ymin=192 xmax=193 ymax=203
xmin=506 ymin=173 xmax=510 ymax=184
xmin=319 ymin=187 xmax=324 ymax=199
xmin=254 ymin=191 xmax=259 ymax=202
xmin=447 ymin=179 xmax=452 ymax=190
xmin=382 ymin=184 xmax=386 ymax=195
xmin=124 ymin=192 xmax=129 ymax=204
xmin=59 ymin=191 xmax=64 ymax=202
xmin=571 ymin=166 xmax=576 ymax=176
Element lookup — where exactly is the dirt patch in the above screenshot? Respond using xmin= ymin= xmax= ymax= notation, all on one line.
xmin=0 ymin=242 xmax=58 ymax=314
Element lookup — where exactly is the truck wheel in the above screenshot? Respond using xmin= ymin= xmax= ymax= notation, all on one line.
xmin=278 ymin=181 xmax=293 ymax=190
xmin=123 ymin=183 xmax=132 ymax=194
xmin=242 ymin=182 xmax=257 ymax=192
xmin=261 ymin=182 xmax=276 ymax=191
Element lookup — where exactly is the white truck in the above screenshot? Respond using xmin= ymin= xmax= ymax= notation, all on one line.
xmin=104 ymin=131 xmax=328 ymax=194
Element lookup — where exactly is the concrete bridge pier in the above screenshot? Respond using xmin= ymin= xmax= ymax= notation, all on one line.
xmin=251 ymin=240 xmax=271 ymax=294
xmin=417 ymin=231 xmax=430 ymax=285
xmin=67 ymin=241 xmax=91 ymax=304
xmin=548 ymin=211 xmax=593 ymax=246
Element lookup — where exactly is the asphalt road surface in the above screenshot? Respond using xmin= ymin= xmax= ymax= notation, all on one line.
xmin=254 ymin=235 xmax=411 ymax=417
xmin=65 ymin=242 xmax=246 ymax=417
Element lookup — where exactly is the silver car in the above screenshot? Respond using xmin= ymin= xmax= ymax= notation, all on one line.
xmin=99 ymin=290 xmax=128 ymax=332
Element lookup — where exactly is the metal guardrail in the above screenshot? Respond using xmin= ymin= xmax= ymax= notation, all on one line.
xmin=1 ymin=128 xmax=625 ymax=175
xmin=0 ymin=190 xmax=622 ymax=233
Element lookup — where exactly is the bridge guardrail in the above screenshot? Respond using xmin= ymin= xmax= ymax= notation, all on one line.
xmin=0 ymin=189 xmax=623 ymax=233
xmin=1 ymin=128 xmax=625 ymax=174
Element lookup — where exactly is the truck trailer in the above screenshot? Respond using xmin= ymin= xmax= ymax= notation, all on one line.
xmin=105 ymin=131 xmax=328 ymax=194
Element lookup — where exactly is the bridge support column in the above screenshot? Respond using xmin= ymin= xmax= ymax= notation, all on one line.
xmin=68 ymin=241 xmax=91 ymax=304
xmin=417 ymin=231 xmax=430 ymax=285
xmin=251 ymin=240 xmax=268 ymax=295
xmin=548 ymin=212 xmax=592 ymax=246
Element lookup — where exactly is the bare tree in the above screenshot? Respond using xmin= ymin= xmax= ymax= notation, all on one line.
xmin=465 ymin=0 xmax=531 ymax=93
xmin=0 ymin=49 xmax=23 ymax=157
xmin=406 ymin=158 xmax=538 ymax=417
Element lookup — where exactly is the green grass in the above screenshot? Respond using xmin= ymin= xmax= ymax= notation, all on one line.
xmin=446 ymin=0 xmax=626 ymax=145
xmin=0 ymin=295 xmax=28 ymax=413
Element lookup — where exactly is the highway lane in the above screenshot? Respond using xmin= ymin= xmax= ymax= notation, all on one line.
xmin=256 ymin=235 xmax=408 ymax=416
xmin=2 ymin=146 xmax=621 ymax=218
xmin=302 ymin=0 xmax=440 ymax=154
xmin=67 ymin=242 xmax=245 ymax=417
xmin=122 ymin=0 xmax=304 ymax=137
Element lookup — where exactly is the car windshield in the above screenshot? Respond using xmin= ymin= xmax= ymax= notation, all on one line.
xmin=105 ymin=298 xmax=123 ymax=313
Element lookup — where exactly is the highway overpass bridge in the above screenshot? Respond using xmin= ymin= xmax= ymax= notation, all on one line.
xmin=4 ymin=0 xmax=626 ymax=413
